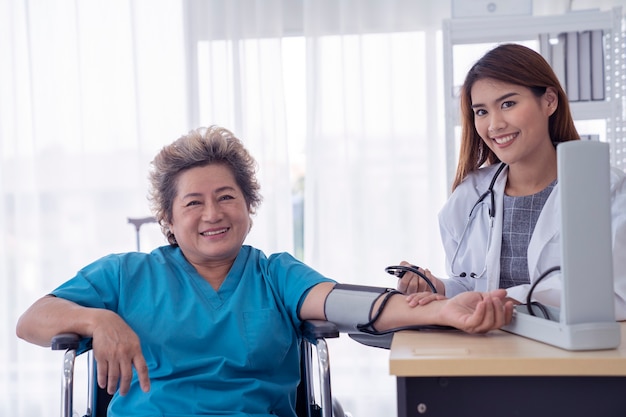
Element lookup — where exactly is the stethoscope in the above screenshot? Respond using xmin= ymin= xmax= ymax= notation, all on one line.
xmin=449 ymin=162 xmax=507 ymax=279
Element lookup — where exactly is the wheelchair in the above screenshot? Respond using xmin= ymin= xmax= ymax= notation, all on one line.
xmin=52 ymin=318 xmax=349 ymax=417
xmin=51 ymin=320 xmax=351 ymax=417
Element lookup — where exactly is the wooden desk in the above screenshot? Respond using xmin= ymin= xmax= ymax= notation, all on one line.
xmin=389 ymin=322 xmax=626 ymax=417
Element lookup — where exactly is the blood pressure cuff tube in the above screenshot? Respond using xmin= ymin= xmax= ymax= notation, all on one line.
xmin=323 ymin=283 xmax=391 ymax=333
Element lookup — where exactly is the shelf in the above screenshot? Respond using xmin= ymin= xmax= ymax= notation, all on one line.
xmin=442 ymin=7 xmax=625 ymax=189
xmin=445 ymin=9 xmax=615 ymax=44
xmin=570 ymin=100 xmax=614 ymax=121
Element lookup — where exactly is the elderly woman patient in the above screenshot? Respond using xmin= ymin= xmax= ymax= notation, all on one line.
xmin=16 ymin=125 xmax=513 ymax=417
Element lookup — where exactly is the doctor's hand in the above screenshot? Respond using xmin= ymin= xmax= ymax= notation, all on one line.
xmin=91 ymin=310 xmax=151 ymax=396
xmin=396 ymin=261 xmax=446 ymax=295
xmin=405 ymin=291 xmax=447 ymax=307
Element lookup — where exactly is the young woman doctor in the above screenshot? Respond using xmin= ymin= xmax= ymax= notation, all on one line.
xmin=397 ymin=43 xmax=626 ymax=320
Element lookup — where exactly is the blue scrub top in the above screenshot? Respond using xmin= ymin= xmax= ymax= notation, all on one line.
xmin=52 ymin=244 xmax=335 ymax=417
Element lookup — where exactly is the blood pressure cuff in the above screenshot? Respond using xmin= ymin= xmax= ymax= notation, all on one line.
xmin=323 ymin=283 xmax=395 ymax=333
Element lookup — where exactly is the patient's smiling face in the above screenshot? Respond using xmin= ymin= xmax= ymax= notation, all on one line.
xmin=168 ymin=163 xmax=251 ymax=270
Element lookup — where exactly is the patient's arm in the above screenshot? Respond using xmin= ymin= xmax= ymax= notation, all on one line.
xmin=16 ymin=295 xmax=150 ymax=395
xmin=300 ymin=282 xmax=513 ymax=334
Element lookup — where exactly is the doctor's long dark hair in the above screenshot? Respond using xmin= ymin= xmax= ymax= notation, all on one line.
xmin=453 ymin=43 xmax=579 ymax=191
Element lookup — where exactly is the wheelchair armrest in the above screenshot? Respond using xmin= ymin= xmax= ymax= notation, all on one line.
xmin=51 ymin=333 xmax=98 ymax=417
xmin=51 ymin=333 xmax=81 ymax=350
xmin=51 ymin=333 xmax=93 ymax=354
xmin=299 ymin=320 xmax=339 ymax=417
xmin=301 ymin=320 xmax=339 ymax=343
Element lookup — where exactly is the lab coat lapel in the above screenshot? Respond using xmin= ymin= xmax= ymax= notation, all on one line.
xmin=485 ymin=167 xmax=507 ymax=290
xmin=527 ymin=184 xmax=560 ymax=277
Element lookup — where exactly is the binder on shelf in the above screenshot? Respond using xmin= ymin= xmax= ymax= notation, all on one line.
xmin=591 ymin=29 xmax=606 ymax=100
xmin=566 ymin=31 xmax=579 ymax=101
xmin=551 ymin=33 xmax=567 ymax=92
xmin=578 ymin=30 xmax=592 ymax=101
xmin=539 ymin=33 xmax=551 ymax=66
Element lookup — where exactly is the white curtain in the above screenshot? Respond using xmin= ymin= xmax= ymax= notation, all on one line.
xmin=301 ymin=2 xmax=449 ymax=414
xmin=1 ymin=1 xmax=189 ymax=415
xmin=184 ymin=0 xmax=296 ymax=253
xmin=2 ymin=0 xmax=452 ymax=415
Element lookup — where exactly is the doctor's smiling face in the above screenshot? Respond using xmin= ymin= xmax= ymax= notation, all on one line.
xmin=470 ymin=78 xmax=558 ymax=167
xmin=452 ymin=44 xmax=579 ymax=191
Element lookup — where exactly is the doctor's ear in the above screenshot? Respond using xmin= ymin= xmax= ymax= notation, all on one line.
xmin=544 ymin=87 xmax=559 ymax=115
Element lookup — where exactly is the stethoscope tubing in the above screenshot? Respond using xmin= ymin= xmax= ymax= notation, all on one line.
xmin=385 ymin=265 xmax=439 ymax=293
xmin=449 ymin=162 xmax=507 ymax=279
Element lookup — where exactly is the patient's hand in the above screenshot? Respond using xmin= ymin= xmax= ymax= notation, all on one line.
xmin=441 ymin=290 xmax=514 ymax=333
xmin=91 ymin=310 xmax=150 ymax=396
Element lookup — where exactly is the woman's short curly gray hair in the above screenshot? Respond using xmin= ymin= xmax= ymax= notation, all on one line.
xmin=148 ymin=126 xmax=262 ymax=245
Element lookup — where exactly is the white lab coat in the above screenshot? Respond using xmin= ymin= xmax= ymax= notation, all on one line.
xmin=439 ymin=163 xmax=626 ymax=320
